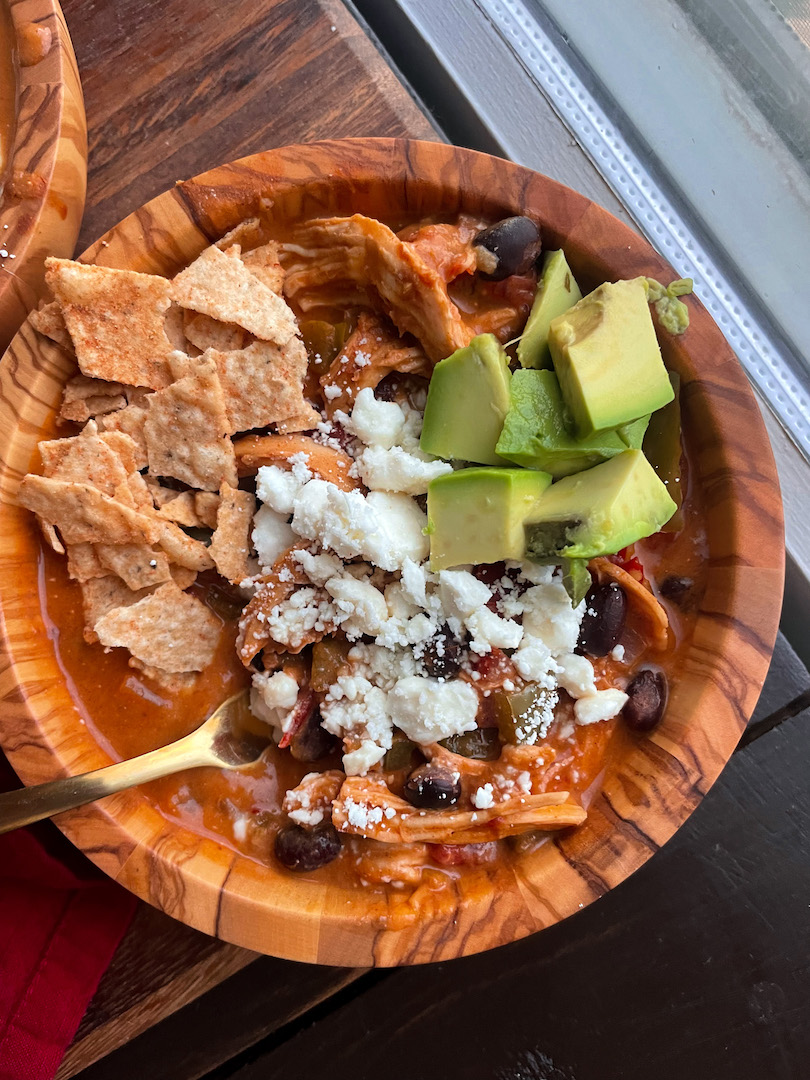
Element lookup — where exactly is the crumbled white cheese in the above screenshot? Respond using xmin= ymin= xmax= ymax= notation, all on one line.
xmin=253 ymin=670 xmax=300 ymax=711
xmin=288 ymin=806 xmax=325 ymax=827
xmin=293 ymin=549 xmax=344 ymax=587
xmin=260 ymin=586 xmax=337 ymax=650
xmin=323 ymin=384 xmax=342 ymax=401
xmin=356 ymin=444 xmax=452 ymax=495
xmin=343 ymin=739 xmax=387 ymax=776
xmin=438 ymin=570 xmax=492 ymax=618
xmin=466 ymin=606 xmax=523 ymax=652
xmin=611 ymin=644 xmax=626 ymax=662
xmin=521 ymin=580 xmax=584 ymax=654
xmin=575 ymin=688 xmax=629 ymax=726
xmin=288 ymin=451 xmax=314 ymax=485
xmin=232 ymin=817 xmax=249 ymax=842
xmin=255 ymin=464 xmax=305 ymax=516
xmin=343 ymin=387 xmax=406 ymax=449
xmin=472 ymin=783 xmax=495 ymax=809
xmin=325 ymin=574 xmax=389 ymax=638
xmin=400 ymin=558 xmax=428 ymax=606
xmin=387 ymin=676 xmax=478 ymax=745
xmin=320 ymin=678 xmax=393 ymax=763
xmin=290 ymin=480 xmax=428 ymax=571
xmin=556 ymin=653 xmax=597 ymax=699
xmin=252 ymin=505 xmax=296 ymax=569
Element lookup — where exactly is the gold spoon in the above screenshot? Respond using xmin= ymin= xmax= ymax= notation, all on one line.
xmin=0 ymin=690 xmax=269 ymax=836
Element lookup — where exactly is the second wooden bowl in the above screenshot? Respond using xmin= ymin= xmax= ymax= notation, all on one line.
xmin=0 ymin=0 xmax=86 ymax=354
xmin=0 ymin=139 xmax=784 ymax=966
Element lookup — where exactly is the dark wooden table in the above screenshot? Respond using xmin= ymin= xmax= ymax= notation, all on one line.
xmin=49 ymin=1 xmax=810 ymax=1077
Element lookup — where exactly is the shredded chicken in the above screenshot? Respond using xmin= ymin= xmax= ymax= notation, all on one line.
xmin=590 ymin=556 xmax=670 ymax=651
xmin=332 ymin=776 xmax=585 ymax=844
xmin=234 ymin=432 xmax=360 ymax=490
xmin=397 ymin=216 xmax=486 ymax=282
xmin=282 ymin=215 xmax=475 ymax=362
xmin=237 ymin=546 xmax=310 ymax=664
xmin=283 ymin=770 xmax=344 ymax=826
xmin=319 ymin=312 xmax=430 ymax=416
xmin=352 ymin=840 xmax=432 ymax=886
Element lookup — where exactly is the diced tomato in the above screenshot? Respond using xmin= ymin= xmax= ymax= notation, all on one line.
xmin=429 ymin=842 xmax=498 ymax=866
xmin=278 ymin=689 xmax=316 ymax=749
xmin=610 ymin=547 xmax=645 ymax=580
xmin=473 ymin=648 xmax=517 ymax=690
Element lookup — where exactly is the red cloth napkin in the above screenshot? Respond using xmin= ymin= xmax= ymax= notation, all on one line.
xmin=0 ymin=752 xmax=137 ymax=1080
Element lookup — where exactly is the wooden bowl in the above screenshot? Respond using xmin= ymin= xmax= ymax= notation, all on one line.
xmin=0 ymin=0 xmax=86 ymax=354
xmin=0 ymin=139 xmax=784 ymax=966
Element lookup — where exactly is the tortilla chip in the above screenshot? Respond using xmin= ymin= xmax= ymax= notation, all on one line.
xmin=94 ymin=582 xmax=220 ymax=672
xmin=164 ymin=303 xmax=189 ymax=352
xmin=60 ymin=375 xmax=128 ymax=423
xmin=193 ymin=491 xmax=220 ymax=529
xmin=66 ymin=542 xmax=107 ymax=582
xmin=80 ymin=574 xmax=152 ymax=644
xmin=210 ymin=483 xmax=255 ymax=584
xmin=30 ymin=301 xmax=74 ymax=351
xmin=170 ymin=564 xmax=198 ymax=590
xmin=183 ymin=310 xmax=250 ymax=353
xmin=143 ymin=354 xmax=236 ymax=490
xmin=39 ymin=421 xmax=131 ymax=495
xmin=214 ymin=218 xmax=265 ymax=252
xmin=155 ymin=491 xmax=202 ymax=528
xmin=18 ymin=475 xmax=163 ymax=546
xmin=96 ymin=543 xmax=172 ymax=591
xmin=98 ymin=405 xmax=149 ymax=469
xmin=171 ymin=244 xmax=297 ymax=346
xmin=157 ymin=520 xmax=215 ymax=571
xmin=241 ymin=241 xmax=284 ymax=294
xmin=39 ymin=518 xmax=66 ymax=554
xmin=45 ymin=258 xmax=176 ymax=389
xmin=209 ymin=337 xmax=311 ymax=435
xmin=128 ymin=659 xmax=198 ymax=693
xmin=276 ymin=406 xmax=321 ymax=434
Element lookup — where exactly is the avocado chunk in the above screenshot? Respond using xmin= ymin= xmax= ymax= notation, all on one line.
xmin=420 ymin=334 xmax=512 ymax=466
xmin=524 ymin=449 xmax=676 ymax=561
xmin=548 ymin=277 xmax=674 ymax=437
xmin=643 ymin=372 xmax=683 ymax=532
xmin=496 ymin=369 xmax=650 ymax=479
xmin=427 ymin=467 xmax=552 ymax=570
xmin=518 ymin=250 xmax=583 ymax=370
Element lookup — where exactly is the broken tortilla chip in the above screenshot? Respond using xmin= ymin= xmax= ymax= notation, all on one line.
xmin=18 ymin=475 xmax=163 ymax=546
xmin=39 ymin=421 xmax=131 ymax=495
xmin=96 ymin=543 xmax=172 ymax=591
xmin=29 ymin=301 xmax=75 ymax=352
xmin=241 ymin=241 xmax=284 ymax=294
xmin=208 ymin=339 xmax=313 ymax=435
xmin=171 ymin=243 xmax=297 ymax=346
xmin=193 ymin=491 xmax=221 ymax=529
xmin=143 ymin=354 xmax=236 ymax=491
xmin=60 ymin=375 xmax=128 ymax=424
xmin=157 ymin=520 xmax=215 ymax=571
xmin=210 ymin=483 xmax=256 ymax=584
xmin=80 ymin=574 xmax=152 ymax=644
xmin=46 ymin=258 xmax=177 ymax=389
xmin=94 ymin=582 xmax=220 ymax=672
xmin=66 ymin=542 xmax=107 ymax=582
xmin=183 ymin=310 xmax=251 ymax=353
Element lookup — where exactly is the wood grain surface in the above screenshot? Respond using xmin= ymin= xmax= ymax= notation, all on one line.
xmin=0 ymin=0 xmax=86 ymax=352
xmin=0 ymin=138 xmax=784 ymax=969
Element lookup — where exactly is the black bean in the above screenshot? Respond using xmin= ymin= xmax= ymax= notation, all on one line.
xmin=403 ymin=763 xmax=462 ymax=810
xmin=578 ymin=583 xmax=627 ymax=657
xmin=473 ymin=216 xmax=542 ymax=280
xmin=274 ymin=822 xmax=342 ymax=871
xmin=289 ymin=707 xmax=341 ymax=762
xmin=622 ymin=669 xmax=668 ymax=733
xmin=659 ymin=575 xmax=694 ymax=605
xmin=420 ymin=624 xmax=463 ymax=680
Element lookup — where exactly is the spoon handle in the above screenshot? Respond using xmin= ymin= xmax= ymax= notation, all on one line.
xmin=0 ymin=736 xmax=214 ymax=835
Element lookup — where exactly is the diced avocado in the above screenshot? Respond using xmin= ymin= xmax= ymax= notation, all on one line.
xmin=427 ymin=467 xmax=552 ymax=570
xmin=517 ymin=250 xmax=583 ymax=369
xmin=548 ymin=277 xmax=674 ymax=437
xmin=617 ymin=414 xmax=651 ymax=449
xmin=496 ymin=369 xmax=647 ymax=479
xmin=643 ymin=372 xmax=683 ymax=532
xmin=420 ymin=334 xmax=512 ymax=466
xmin=524 ymin=449 xmax=676 ymax=561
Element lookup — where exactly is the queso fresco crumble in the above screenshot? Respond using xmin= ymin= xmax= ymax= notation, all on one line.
xmin=21 ymin=209 xmax=698 ymax=889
